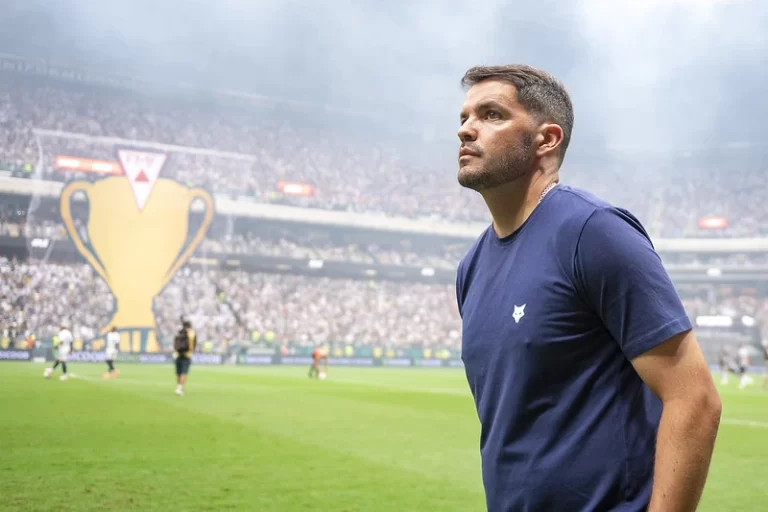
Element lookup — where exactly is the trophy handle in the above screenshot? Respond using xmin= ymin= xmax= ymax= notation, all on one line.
xmin=161 ymin=188 xmax=215 ymax=289
xmin=60 ymin=181 xmax=110 ymax=284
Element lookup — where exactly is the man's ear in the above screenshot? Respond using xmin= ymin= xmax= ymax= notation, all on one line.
xmin=537 ymin=123 xmax=564 ymax=158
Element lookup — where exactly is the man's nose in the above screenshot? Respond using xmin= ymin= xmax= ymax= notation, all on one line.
xmin=457 ymin=119 xmax=477 ymax=142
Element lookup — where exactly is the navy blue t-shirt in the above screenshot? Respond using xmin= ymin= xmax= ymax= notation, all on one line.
xmin=456 ymin=185 xmax=692 ymax=512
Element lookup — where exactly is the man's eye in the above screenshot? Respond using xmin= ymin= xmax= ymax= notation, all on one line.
xmin=486 ymin=111 xmax=500 ymax=120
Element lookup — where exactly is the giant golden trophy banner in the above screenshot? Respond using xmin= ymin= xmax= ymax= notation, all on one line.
xmin=59 ymin=149 xmax=215 ymax=353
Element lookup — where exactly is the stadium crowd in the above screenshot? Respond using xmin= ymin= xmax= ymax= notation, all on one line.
xmin=10 ymin=216 xmax=768 ymax=271
xmin=0 ymin=196 xmax=467 ymax=270
xmin=0 ymin=74 xmax=488 ymax=223
xmin=4 ymin=173 xmax=768 ymax=280
xmin=0 ymin=220 xmax=465 ymax=270
xmin=3 ymin=68 xmax=768 ymax=356
xmin=0 ymin=259 xmax=460 ymax=350
xmin=0 ymin=259 xmax=112 ymax=344
xmin=3 ymin=256 xmax=768 ymax=353
xmin=3 ymin=72 xmax=767 ymax=237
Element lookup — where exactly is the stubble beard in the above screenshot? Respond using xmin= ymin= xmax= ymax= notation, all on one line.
xmin=457 ymin=132 xmax=535 ymax=192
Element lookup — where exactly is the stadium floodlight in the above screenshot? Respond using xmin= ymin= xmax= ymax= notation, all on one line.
xmin=695 ymin=315 xmax=733 ymax=328
xmin=308 ymin=259 xmax=324 ymax=269
xmin=741 ymin=315 xmax=756 ymax=327
xmin=421 ymin=268 xmax=436 ymax=277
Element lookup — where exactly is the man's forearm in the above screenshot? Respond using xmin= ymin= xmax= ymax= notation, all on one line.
xmin=648 ymin=396 xmax=721 ymax=512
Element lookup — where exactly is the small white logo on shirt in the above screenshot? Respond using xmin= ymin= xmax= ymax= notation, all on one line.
xmin=513 ymin=304 xmax=526 ymax=323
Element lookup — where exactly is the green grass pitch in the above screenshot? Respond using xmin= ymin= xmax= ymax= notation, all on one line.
xmin=0 ymin=363 xmax=766 ymax=511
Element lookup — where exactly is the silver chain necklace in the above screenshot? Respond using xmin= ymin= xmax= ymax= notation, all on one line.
xmin=538 ymin=181 xmax=559 ymax=204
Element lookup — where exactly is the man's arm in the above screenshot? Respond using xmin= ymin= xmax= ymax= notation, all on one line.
xmin=455 ymin=256 xmax=467 ymax=319
xmin=573 ymin=207 xmax=721 ymax=511
xmin=632 ymin=329 xmax=721 ymax=512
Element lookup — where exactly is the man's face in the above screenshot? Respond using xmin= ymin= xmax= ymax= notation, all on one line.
xmin=457 ymin=80 xmax=537 ymax=191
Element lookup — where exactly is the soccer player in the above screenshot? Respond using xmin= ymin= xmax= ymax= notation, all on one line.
xmin=718 ymin=346 xmax=731 ymax=385
xmin=762 ymin=341 xmax=768 ymax=391
xmin=309 ymin=345 xmax=329 ymax=379
xmin=737 ymin=342 xmax=753 ymax=389
xmin=45 ymin=324 xmax=73 ymax=381
xmin=173 ymin=319 xmax=196 ymax=396
xmin=103 ymin=326 xmax=120 ymax=379
xmin=455 ymin=64 xmax=721 ymax=511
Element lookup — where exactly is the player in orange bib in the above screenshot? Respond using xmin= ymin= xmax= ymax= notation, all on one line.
xmin=309 ymin=346 xmax=329 ymax=379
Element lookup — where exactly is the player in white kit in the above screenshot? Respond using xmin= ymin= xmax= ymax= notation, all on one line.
xmin=44 ymin=324 xmax=73 ymax=381
xmin=762 ymin=340 xmax=768 ymax=391
xmin=103 ymin=326 xmax=120 ymax=380
xmin=738 ymin=343 xmax=754 ymax=389
xmin=718 ymin=347 xmax=731 ymax=385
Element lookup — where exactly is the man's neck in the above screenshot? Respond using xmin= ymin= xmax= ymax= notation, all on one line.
xmin=481 ymin=170 xmax=559 ymax=239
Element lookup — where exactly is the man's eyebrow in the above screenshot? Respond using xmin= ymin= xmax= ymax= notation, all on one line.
xmin=476 ymin=99 xmax=506 ymax=111
xmin=460 ymin=99 xmax=508 ymax=120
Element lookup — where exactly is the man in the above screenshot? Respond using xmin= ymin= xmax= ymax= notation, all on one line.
xmin=455 ymin=65 xmax=721 ymax=511
xmin=737 ymin=342 xmax=753 ymax=389
xmin=44 ymin=324 xmax=73 ymax=381
xmin=762 ymin=340 xmax=768 ymax=390
xmin=103 ymin=326 xmax=120 ymax=380
xmin=309 ymin=345 xmax=329 ymax=379
xmin=173 ymin=319 xmax=196 ymax=396
xmin=718 ymin=346 xmax=731 ymax=385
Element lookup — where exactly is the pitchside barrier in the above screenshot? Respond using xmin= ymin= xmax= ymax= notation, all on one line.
xmin=3 ymin=349 xmax=767 ymax=375
xmin=0 ymin=349 xmax=466 ymax=368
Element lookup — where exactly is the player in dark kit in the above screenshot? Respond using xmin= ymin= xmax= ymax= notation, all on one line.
xmin=455 ymin=64 xmax=721 ymax=511
xmin=173 ymin=318 xmax=197 ymax=396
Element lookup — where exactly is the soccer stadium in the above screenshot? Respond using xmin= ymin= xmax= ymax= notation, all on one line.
xmin=2 ymin=1 xmax=768 ymax=511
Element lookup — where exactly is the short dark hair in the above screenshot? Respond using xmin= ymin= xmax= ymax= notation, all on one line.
xmin=462 ymin=64 xmax=574 ymax=161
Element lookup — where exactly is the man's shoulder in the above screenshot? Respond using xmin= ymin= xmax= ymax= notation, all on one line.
xmin=550 ymin=185 xmax=611 ymax=221
xmin=550 ymin=185 xmax=648 ymax=242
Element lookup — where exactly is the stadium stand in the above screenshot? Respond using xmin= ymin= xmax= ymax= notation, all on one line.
xmin=0 ymin=258 xmax=459 ymax=350
xmin=1 ymin=61 xmax=768 ymax=359
xmin=3 ymin=73 xmax=767 ymax=237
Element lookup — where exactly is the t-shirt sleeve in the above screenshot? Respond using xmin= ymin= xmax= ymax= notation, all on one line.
xmin=574 ymin=207 xmax=692 ymax=360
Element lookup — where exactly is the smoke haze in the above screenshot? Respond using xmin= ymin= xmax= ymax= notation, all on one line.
xmin=1 ymin=0 xmax=765 ymax=151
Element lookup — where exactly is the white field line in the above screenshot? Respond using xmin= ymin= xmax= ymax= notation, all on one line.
xmin=720 ymin=418 xmax=768 ymax=429
xmin=64 ymin=370 xmax=768 ymax=429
